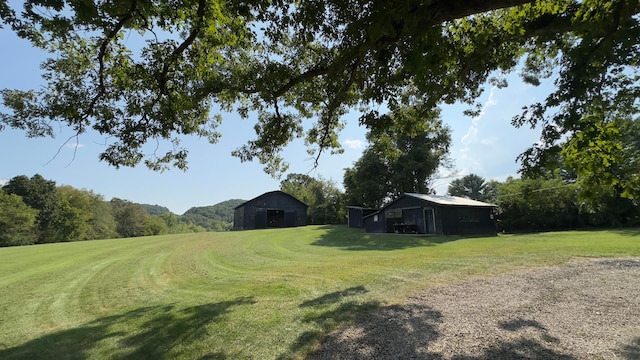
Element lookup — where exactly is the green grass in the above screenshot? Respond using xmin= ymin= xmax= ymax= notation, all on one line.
xmin=0 ymin=226 xmax=638 ymax=359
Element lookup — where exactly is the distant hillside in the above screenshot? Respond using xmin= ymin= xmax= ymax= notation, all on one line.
xmin=181 ymin=199 xmax=245 ymax=231
xmin=140 ymin=204 xmax=173 ymax=215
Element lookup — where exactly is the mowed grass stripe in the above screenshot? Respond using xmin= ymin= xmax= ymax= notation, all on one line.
xmin=1 ymin=226 xmax=639 ymax=359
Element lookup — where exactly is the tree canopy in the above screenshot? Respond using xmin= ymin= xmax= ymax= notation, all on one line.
xmin=448 ymin=174 xmax=499 ymax=203
xmin=280 ymin=173 xmax=346 ymax=224
xmin=344 ymin=104 xmax=451 ymax=207
xmin=1 ymin=0 xmax=639 ymax=179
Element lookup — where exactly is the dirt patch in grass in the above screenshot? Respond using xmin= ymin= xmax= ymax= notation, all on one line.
xmin=312 ymin=257 xmax=640 ymax=359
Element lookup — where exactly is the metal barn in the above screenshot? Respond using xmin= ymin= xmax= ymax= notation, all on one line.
xmin=233 ymin=191 xmax=308 ymax=230
xmin=363 ymin=193 xmax=496 ymax=235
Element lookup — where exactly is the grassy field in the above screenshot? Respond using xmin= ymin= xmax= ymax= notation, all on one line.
xmin=0 ymin=226 xmax=639 ymax=359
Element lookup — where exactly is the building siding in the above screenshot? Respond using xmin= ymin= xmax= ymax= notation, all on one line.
xmin=233 ymin=191 xmax=307 ymax=230
xmin=347 ymin=207 xmax=378 ymax=228
xmin=363 ymin=194 xmax=496 ymax=235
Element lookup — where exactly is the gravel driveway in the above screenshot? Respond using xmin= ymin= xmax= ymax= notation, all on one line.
xmin=311 ymin=258 xmax=640 ymax=359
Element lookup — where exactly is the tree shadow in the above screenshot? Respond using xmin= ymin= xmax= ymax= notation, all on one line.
xmin=277 ymin=285 xmax=380 ymax=359
xmin=451 ymin=338 xmax=577 ymax=360
xmin=500 ymin=317 xmax=547 ymax=331
xmin=0 ymin=297 xmax=255 ymax=360
xmin=611 ymin=228 xmax=640 ymax=237
xmin=307 ymin=303 xmax=444 ymax=359
xmin=619 ymin=337 xmax=640 ymax=359
xmin=311 ymin=225 xmax=462 ymax=251
xmin=305 ymin=305 xmax=579 ymax=360
xmin=300 ymin=286 xmax=368 ymax=307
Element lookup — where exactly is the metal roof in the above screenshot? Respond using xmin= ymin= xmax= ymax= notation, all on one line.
xmin=234 ymin=190 xmax=308 ymax=209
xmin=404 ymin=193 xmax=496 ymax=207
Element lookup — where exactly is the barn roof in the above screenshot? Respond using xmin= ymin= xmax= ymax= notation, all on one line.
xmin=404 ymin=193 xmax=496 ymax=207
xmin=234 ymin=190 xmax=308 ymax=209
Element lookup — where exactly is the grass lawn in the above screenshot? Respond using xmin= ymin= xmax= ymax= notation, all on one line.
xmin=0 ymin=226 xmax=638 ymax=359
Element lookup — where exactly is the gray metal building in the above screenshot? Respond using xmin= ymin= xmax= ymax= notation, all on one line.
xmin=363 ymin=193 xmax=496 ymax=235
xmin=233 ymin=191 xmax=307 ymax=230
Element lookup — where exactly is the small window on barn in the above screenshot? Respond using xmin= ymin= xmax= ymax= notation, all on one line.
xmin=459 ymin=209 xmax=480 ymax=222
xmin=373 ymin=214 xmax=379 ymax=222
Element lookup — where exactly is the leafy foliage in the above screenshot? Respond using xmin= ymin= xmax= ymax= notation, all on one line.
xmin=110 ymin=198 xmax=151 ymax=238
xmin=0 ymin=191 xmax=38 ymax=246
xmin=494 ymin=176 xmax=582 ymax=232
xmin=494 ymin=172 xmax=640 ymax=233
xmin=280 ymin=174 xmax=346 ymax=224
xmin=561 ymin=115 xmax=640 ymax=201
xmin=448 ymin=174 xmax=499 ymax=203
xmin=1 ymin=0 xmax=638 ymax=180
xmin=344 ymin=104 xmax=451 ymax=208
xmin=3 ymin=174 xmax=62 ymax=242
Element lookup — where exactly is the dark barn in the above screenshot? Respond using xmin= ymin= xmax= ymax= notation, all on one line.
xmin=233 ymin=191 xmax=308 ymax=230
xmin=363 ymin=193 xmax=496 ymax=235
xmin=346 ymin=206 xmax=378 ymax=228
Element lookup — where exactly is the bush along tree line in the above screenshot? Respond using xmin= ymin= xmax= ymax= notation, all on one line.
xmin=448 ymin=172 xmax=640 ymax=233
xmin=0 ymin=174 xmax=218 ymax=247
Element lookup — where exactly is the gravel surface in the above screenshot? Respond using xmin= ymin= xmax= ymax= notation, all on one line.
xmin=311 ymin=258 xmax=640 ymax=360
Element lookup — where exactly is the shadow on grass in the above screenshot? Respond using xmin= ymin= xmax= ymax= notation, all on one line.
xmin=310 ymin=225 xmax=463 ymax=251
xmin=277 ymin=286 xmax=380 ymax=360
xmin=300 ymin=286 xmax=368 ymax=307
xmin=612 ymin=228 xmax=640 ymax=237
xmin=0 ymin=297 xmax=255 ymax=360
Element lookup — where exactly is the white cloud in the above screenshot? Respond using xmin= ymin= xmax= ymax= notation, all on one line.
xmin=0 ymin=179 xmax=8 ymax=187
xmin=460 ymin=126 xmax=478 ymax=145
xmin=480 ymin=137 xmax=498 ymax=145
xmin=461 ymin=86 xmax=497 ymax=147
xmin=343 ymin=139 xmax=364 ymax=149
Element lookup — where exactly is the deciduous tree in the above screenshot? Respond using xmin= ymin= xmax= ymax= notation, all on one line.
xmin=0 ymin=191 xmax=38 ymax=246
xmin=1 ymin=0 xmax=637 ymax=179
xmin=3 ymin=174 xmax=60 ymax=242
xmin=280 ymin=173 xmax=346 ymax=224
xmin=344 ymin=104 xmax=451 ymax=207
xmin=111 ymin=198 xmax=150 ymax=238
xmin=448 ymin=174 xmax=498 ymax=203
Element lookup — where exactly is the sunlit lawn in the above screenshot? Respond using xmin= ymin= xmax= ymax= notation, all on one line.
xmin=0 ymin=226 xmax=638 ymax=359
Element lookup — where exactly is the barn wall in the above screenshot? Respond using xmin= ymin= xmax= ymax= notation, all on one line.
xmin=234 ymin=191 xmax=307 ymax=230
xmin=347 ymin=207 xmax=363 ymax=228
xmin=233 ymin=207 xmax=245 ymax=230
xmin=347 ymin=207 xmax=377 ymax=228
xmin=439 ymin=206 xmax=495 ymax=235
xmin=363 ymin=212 xmax=386 ymax=233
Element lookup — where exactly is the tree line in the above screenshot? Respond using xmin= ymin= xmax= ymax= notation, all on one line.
xmin=0 ymin=174 xmax=235 ymax=247
xmin=449 ymin=173 xmax=640 ymax=233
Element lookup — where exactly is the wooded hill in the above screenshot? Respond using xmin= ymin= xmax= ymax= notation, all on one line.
xmin=181 ymin=199 xmax=246 ymax=232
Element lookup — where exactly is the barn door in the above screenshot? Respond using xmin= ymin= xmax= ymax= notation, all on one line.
xmin=255 ymin=209 xmax=267 ymax=229
xmin=284 ymin=210 xmax=296 ymax=227
xmin=425 ymin=208 xmax=436 ymax=234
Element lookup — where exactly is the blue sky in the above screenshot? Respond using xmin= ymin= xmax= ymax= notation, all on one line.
xmin=0 ymin=28 xmax=545 ymax=214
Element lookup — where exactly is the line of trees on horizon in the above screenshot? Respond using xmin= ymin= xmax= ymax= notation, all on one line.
xmin=449 ymin=173 xmax=640 ymax=233
xmin=0 ymin=174 xmax=217 ymax=247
